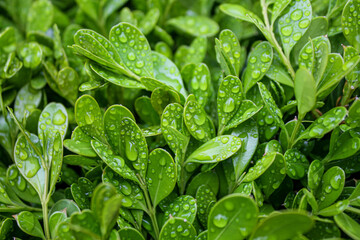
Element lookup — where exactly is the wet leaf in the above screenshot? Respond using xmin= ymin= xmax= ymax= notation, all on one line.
xmin=196 ymin=184 xmax=216 ymax=227
xmin=18 ymin=42 xmax=42 ymax=69
xmin=317 ymin=199 xmax=349 ymax=217
xmin=244 ymin=42 xmax=273 ymax=93
xmin=135 ymin=96 xmax=160 ymax=125
xmin=284 ymin=149 xmax=309 ymax=180
xmin=159 ymin=217 xmax=197 ymax=240
xmin=174 ymin=37 xmax=207 ymax=69
xmin=225 ymin=100 xmax=262 ymax=132
xmin=186 ymin=135 xmax=241 ymax=164
xmin=49 ymin=211 xmax=67 ymax=239
xmin=186 ymin=172 xmax=219 ymax=197
xmin=208 ymin=194 xmax=258 ymax=240
xmin=294 ymin=68 xmax=316 ymax=117
xmin=118 ymin=227 xmax=145 ymax=240
xmin=342 ymin=0 xmax=360 ymax=51
xmin=316 ymin=166 xmax=345 ymax=210
xmin=146 ymin=148 xmax=176 ymax=207
xmin=278 ymin=0 xmax=312 ymax=57
xmin=258 ymin=82 xmax=284 ymax=127
xmin=64 ymin=127 xmax=97 ymax=157
xmin=243 ymin=152 xmax=278 ymax=182
xmin=346 ymin=98 xmax=360 ymax=128
xmin=324 ymin=130 xmax=360 ymax=162
xmin=167 ymin=16 xmax=219 ymax=37
xmin=217 ymin=75 xmax=242 ymax=134
xmin=249 ymin=211 xmax=313 ymax=240
xmin=307 ymin=160 xmax=324 ymax=193
xmin=139 ymin=8 xmax=160 ymax=35
xmin=184 ymin=98 xmax=215 ymax=142
xmin=14 ymin=83 xmax=42 ymax=122
xmin=163 ymin=195 xmax=197 ymax=224
xmin=14 ymin=211 xmax=45 ymax=239
xmin=27 ymin=0 xmax=53 ymax=32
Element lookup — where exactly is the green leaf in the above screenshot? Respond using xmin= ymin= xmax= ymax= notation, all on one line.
xmin=181 ymin=63 xmax=212 ymax=107
xmin=257 ymin=82 xmax=284 ymax=127
xmin=186 ymin=135 xmax=241 ymax=164
xmin=317 ymin=199 xmax=349 ymax=217
xmin=184 ymin=98 xmax=215 ymax=142
xmin=163 ymin=195 xmax=197 ymax=224
xmin=75 ymin=0 xmax=99 ymax=21
xmin=342 ymin=0 xmax=360 ymax=51
xmin=0 ymin=218 xmax=13 ymax=239
xmin=305 ymin=221 xmax=340 ymax=239
xmin=334 ymin=212 xmax=360 ymax=240
xmin=294 ymin=68 xmax=316 ymax=117
xmin=208 ymin=194 xmax=258 ymax=240
xmin=257 ymin=153 xmax=286 ymax=197
xmin=250 ymin=211 xmax=313 ymax=240
xmin=324 ymin=130 xmax=360 ymax=162
xmin=152 ymin=51 xmax=187 ymax=97
xmin=344 ymin=46 xmax=360 ymax=91
xmin=346 ymin=98 xmax=360 ymax=128
xmin=307 ymin=160 xmax=324 ymax=193
xmin=296 ymin=107 xmax=347 ymax=140
xmin=75 ymin=95 xmax=105 ymax=142
xmin=139 ymin=8 xmax=160 ymax=35
xmin=266 ymin=54 xmax=294 ymax=87
xmin=6 ymin=165 xmax=40 ymax=204
xmin=316 ymin=166 xmax=345 ymax=209
xmin=243 ymin=152 xmax=278 ymax=182
xmin=56 ymin=67 xmax=79 ymax=105
xmin=109 ymin=22 xmax=153 ymax=78
xmin=217 ymin=75 xmax=243 ymax=134
xmin=49 ymin=199 xmax=80 ymax=217
xmin=117 ymin=117 xmax=148 ymax=178
xmin=69 ymin=210 xmax=101 ymax=239
xmin=271 ymin=0 xmax=291 ymax=25
xmin=18 ymin=42 xmax=42 ymax=69
xmin=167 ymin=16 xmax=219 ymax=37
xmin=63 ymin=155 xmax=98 ymax=167
xmin=49 ymin=211 xmax=67 ymax=239
xmin=161 ymin=103 xmax=189 ymax=155
xmin=186 ymin=172 xmax=219 ymax=197
xmin=219 ymin=4 xmax=265 ymax=28
xmin=118 ymin=227 xmax=145 ymax=240
xmin=135 ymin=96 xmax=160 ymax=125
xmin=26 ymin=0 xmax=53 ymax=32
xmin=14 ymin=211 xmax=45 ymax=239
xmin=102 ymin=167 xmax=147 ymax=211
xmin=14 ymin=133 xmax=45 ymax=198
xmin=14 ymin=83 xmax=42 ymax=122
xmin=146 ymin=148 xmax=176 ymax=207
xmin=174 ymin=37 xmax=207 ymax=69
xmin=64 ymin=127 xmax=97 ymax=157
xmin=216 ymin=29 xmax=242 ymax=76
xmin=284 ymin=149 xmax=309 ymax=180
xmin=225 ymin=100 xmax=262 ymax=132
xmin=196 ymin=184 xmax=216 ymax=227
xmin=71 ymin=178 xmax=94 ymax=209
xmin=278 ymin=0 xmax=312 ymax=57
xmin=230 ymin=119 xmax=259 ymax=180
xmin=244 ymin=42 xmax=273 ymax=93
xmin=91 ymin=140 xmax=138 ymax=184
xmin=159 ymin=217 xmax=197 ymax=240
xmin=151 ymin=87 xmax=181 ymax=115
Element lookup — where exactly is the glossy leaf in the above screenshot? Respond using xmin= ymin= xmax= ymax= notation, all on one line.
xmin=186 ymin=135 xmax=241 ymax=164
xmin=334 ymin=212 xmax=360 ymax=240
xmin=243 ymin=152 xmax=278 ymax=182
xmin=167 ymin=16 xmax=219 ymax=37
xmin=14 ymin=84 xmax=42 ymax=122
xmin=284 ymin=149 xmax=309 ymax=180
xmin=225 ymin=100 xmax=262 ymax=132
xmin=307 ymin=160 xmax=324 ymax=192
xmin=243 ymin=42 xmax=273 ymax=93
xmin=196 ymin=184 xmax=216 ymax=227
xmin=64 ymin=127 xmax=97 ymax=157
xmin=159 ymin=217 xmax=197 ymax=240
xmin=164 ymin=195 xmax=197 ymax=224
xmin=294 ymin=68 xmax=316 ymax=117
xmin=342 ymin=0 xmax=360 ymax=51
xmin=278 ymin=0 xmax=312 ymax=57
xmin=14 ymin=211 xmax=45 ymax=239
xmin=146 ymin=148 xmax=176 ymax=207
xmin=208 ymin=194 xmax=258 ymax=240
xmin=118 ymin=227 xmax=145 ymax=240
xmin=258 ymin=82 xmax=284 ymax=127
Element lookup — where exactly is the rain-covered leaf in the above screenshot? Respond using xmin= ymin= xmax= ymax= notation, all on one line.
xmin=159 ymin=217 xmax=197 ymax=240
xmin=14 ymin=211 xmax=45 ymax=239
xmin=167 ymin=16 xmax=219 ymax=37
xmin=163 ymin=195 xmax=197 ymax=224
xmin=334 ymin=212 xmax=360 ymax=240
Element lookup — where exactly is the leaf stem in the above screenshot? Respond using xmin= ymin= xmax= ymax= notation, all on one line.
xmin=138 ymin=176 xmax=160 ymax=239
xmin=288 ymin=115 xmax=303 ymax=149
xmin=42 ymin=171 xmax=51 ymax=240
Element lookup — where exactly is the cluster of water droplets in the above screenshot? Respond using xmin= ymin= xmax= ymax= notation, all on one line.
xmin=15 ymin=136 xmax=42 ymax=179
xmin=185 ymin=100 xmax=214 ymax=141
xmin=160 ymin=217 xmax=196 ymax=239
xmin=196 ymin=184 xmax=216 ymax=227
xmin=342 ymin=0 xmax=360 ymax=39
xmin=164 ymin=195 xmax=197 ymax=223
xmin=285 ymin=149 xmax=309 ymax=179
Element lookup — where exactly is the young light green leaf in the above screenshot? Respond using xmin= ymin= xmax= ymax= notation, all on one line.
xmin=278 ymin=0 xmax=312 ymax=57
xmin=174 ymin=37 xmax=207 ymax=69
xmin=26 ymin=0 xmax=53 ymax=32
xmin=307 ymin=160 xmax=324 ymax=192
xmin=294 ymin=67 xmax=316 ymax=117
xmin=334 ymin=212 xmax=360 ymax=240
xmin=186 ymin=135 xmax=241 ymax=164
xmin=64 ymin=127 xmax=97 ymax=157
xmin=266 ymin=54 xmax=294 ymax=87
xmin=244 ymin=42 xmax=273 ymax=93
xmin=208 ymin=194 xmax=258 ymax=240
xmin=14 ymin=83 xmax=42 ymax=122
xmin=249 ymin=211 xmax=313 ymax=240
xmin=146 ymin=148 xmax=176 ymax=207
xmin=14 ymin=133 xmax=45 ymax=198
xmin=139 ymin=8 xmax=160 ymax=35
xmin=297 ymin=107 xmax=347 ymax=140
xmin=219 ymin=4 xmax=265 ymax=28
xmin=167 ymin=16 xmax=219 ymax=37
xmin=243 ymin=152 xmax=278 ymax=182
xmin=152 ymin=51 xmax=187 ymax=97
xmin=14 ymin=211 xmax=45 ymax=239
xmin=196 ymin=184 xmax=216 ymax=227
xmin=225 ymin=100 xmax=262 ymax=132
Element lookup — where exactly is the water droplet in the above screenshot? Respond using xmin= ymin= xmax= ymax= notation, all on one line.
xmin=213 ymin=214 xmax=228 ymax=228
xmin=330 ymin=174 xmax=342 ymax=190
xmin=223 ymin=97 xmax=235 ymax=113
xmin=25 ymin=157 xmax=41 ymax=178
xmin=19 ymin=150 xmax=28 ymax=160
xmin=251 ymin=70 xmax=261 ymax=79
xmin=224 ymin=201 xmax=234 ymax=211
xmin=52 ymin=109 xmax=66 ymax=125
xmin=299 ymin=19 xmax=310 ymax=29
xmin=84 ymin=112 xmax=94 ymax=124
xmin=119 ymin=32 xmax=127 ymax=43
xmin=127 ymin=52 xmax=136 ymax=61
xmin=290 ymin=9 xmax=303 ymax=21
xmin=281 ymin=25 xmax=293 ymax=36
xmin=125 ymin=137 xmax=138 ymax=161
